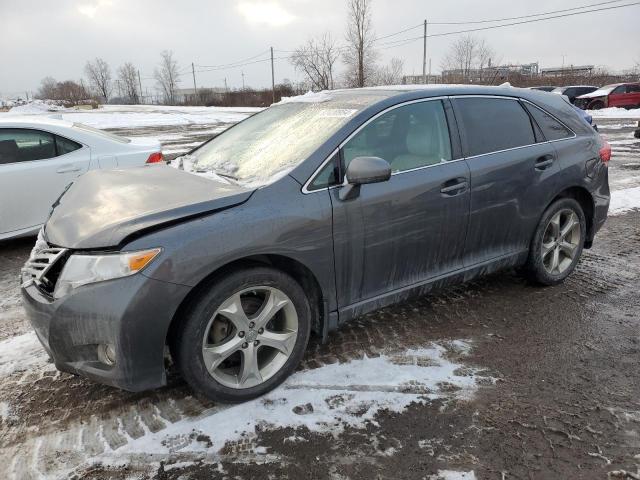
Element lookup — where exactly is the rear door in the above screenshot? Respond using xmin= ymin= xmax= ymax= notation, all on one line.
xmin=325 ymin=98 xmax=470 ymax=307
xmin=625 ymin=84 xmax=640 ymax=107
xmin=452 ymin=96 xmax=561 ymax=266
xmin=0 ymin=128 xmax=90 ymax=235
xmin=608 ymin=85 xmax=629 ymax=108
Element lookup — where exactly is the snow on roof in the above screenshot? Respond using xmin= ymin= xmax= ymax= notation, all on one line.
xmin=273 ymin=90 xmax=333 ymax=105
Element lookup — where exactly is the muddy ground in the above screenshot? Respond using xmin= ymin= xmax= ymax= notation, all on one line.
xmin=1 ymin=115 xmax=639 ymax=480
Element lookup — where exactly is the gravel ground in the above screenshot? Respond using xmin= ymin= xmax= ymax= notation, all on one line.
xmin=0 ymin=115 xmax=639 ymax=480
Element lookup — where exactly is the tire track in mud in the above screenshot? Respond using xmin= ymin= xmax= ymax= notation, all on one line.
xmin=1 ymin=214 xmax=638 ymax=479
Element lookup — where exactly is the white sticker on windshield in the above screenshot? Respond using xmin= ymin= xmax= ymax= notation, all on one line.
xmin=318 ymin=109 xmax=358 ymax=118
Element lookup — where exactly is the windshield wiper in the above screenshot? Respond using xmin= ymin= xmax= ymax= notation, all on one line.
xmin=214 ymin=171 xmax=239 ymax=181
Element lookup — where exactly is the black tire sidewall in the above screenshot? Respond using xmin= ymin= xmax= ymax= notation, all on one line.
xmin=175 ymin=267 xmax=311 ymax=403
xmin=526 ymin=198 xmax=586 ymax=286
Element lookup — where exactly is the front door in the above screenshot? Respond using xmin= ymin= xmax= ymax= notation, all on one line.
xmin=0 ymin=128 xmax=89 ymax=235
xmin=330 ymin=99 xmax=470 ymax=308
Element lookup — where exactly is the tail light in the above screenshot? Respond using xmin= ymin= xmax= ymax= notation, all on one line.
xmin=599 ymin=139 xmax=611 ymax=165
xmin=146 ymin=152 xmax=164 ymax=164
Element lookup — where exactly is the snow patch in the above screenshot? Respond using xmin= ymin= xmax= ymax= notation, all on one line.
xmin=430 ymin=471 xmax=477 ymax=480
xmin=590 ymin=107 xmax=640 ymax=119
xmin=609 ymin=186 xmax=640 ymax=215
xmin=100 ymin=341 xmax=488 ymax=462
xmin=0 ymin=331 xmax=50 ymax=378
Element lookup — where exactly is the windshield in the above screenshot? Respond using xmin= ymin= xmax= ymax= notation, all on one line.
xmin=188 ymin=94 xmax=388 ymax=187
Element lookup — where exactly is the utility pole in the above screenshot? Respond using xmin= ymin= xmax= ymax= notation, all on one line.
xmin=241 ymin=71 xmax=245 ymax=90
xmin=422 ymin=19 xmax=427 ymax=84
xmin=137 ymin=70 xmax=143 ymax=104
xmin=224 ymin=77 xmax=228 ymax=92
xmin=270 ymin=46 xmax=275 ymax=104
xmin=191 ymin=62 xmax=198 ymax=101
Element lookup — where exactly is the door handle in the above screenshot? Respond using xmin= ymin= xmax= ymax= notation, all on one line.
xmin=535 ymin=155 xmax=555 ymax=170
xmin=440 ymin=178 xmax=468 ymax=196
xmin=56 ymin=165 xmax=81 ymax=174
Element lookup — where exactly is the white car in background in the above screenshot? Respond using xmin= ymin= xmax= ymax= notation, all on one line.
xmin=0 ymin=116 xmax=163 ymax=241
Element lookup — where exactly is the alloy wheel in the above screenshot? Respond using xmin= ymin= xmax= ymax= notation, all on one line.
xmin=201 ymin=286 xmax=298 ymax=389
xmin=541 ymin=209 xmax=581 ymax=275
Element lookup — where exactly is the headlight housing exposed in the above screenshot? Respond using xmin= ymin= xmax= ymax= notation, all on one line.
xmin=53 ymin=248 xmax=161 ymax=299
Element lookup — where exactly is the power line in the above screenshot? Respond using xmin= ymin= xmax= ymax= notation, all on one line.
xmin=375 ymin=1 xmax=640 ymax=50
xmin=196 ymin=50 xmax=270 ymax=69
xmin=428 ymin=0 xmax=628 ymax=25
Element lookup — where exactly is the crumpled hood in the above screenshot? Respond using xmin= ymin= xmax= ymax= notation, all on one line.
xmin=44 ymin=165 xmax=253 ymax=249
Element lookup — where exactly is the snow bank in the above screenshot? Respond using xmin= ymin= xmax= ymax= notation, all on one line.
xmin=0 ymin=104 xmax=261 ymax=129
xmin=431 ymin=471 xmax=477 ymax=480
xmin=0 ymin=331 xmax=50 ymax=378
xmin=609 ymin=186 xmax=640 ymax=215
xmin=102 ymin=341 xmax=489 ymax=460
xmin=590 ymin=107 xmax=640 ymax=119
xmin=7 ymin=101 xmax=64 ymax=115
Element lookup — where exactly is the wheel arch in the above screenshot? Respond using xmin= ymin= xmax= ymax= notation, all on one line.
xmin=545 ymin=186 xmax=596 ymax=248
xmin=166 ymin=254 xmax=327 ymax=352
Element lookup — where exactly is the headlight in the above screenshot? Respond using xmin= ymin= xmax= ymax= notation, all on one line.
xmin=53 ymin=248 xmax=161 ymax=299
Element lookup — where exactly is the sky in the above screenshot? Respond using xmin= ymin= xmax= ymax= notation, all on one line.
xmin=0 ymin=0 xmax=639 ymax=98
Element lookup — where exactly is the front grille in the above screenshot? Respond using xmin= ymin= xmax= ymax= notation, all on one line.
xmin=21 ymin=237 xmax=69 ymax=294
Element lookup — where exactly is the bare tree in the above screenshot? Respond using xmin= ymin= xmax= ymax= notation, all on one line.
xmin=35 ymin=77 xmax=88 ymax=104
xmin=36 ymin=77 xmax=59 ymax=99
xmin=290 ymin=33 xmax=341 ymax=90
xmin=154 ymin=50 xmax=180 ymax=105
xmin=441 ymin=35 xmax=494 ymax=83
xmin=343 ymin=0 xmax=377 ymax=87
xmin=118 ymin=62 xmax=139 ymax=103
xmin=84 ymin=57 xmax=112 ymax=101
xmin=374 ymin=58 xmax=404 ymax=85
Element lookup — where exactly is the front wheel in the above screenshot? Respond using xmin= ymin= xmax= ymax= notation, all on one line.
xmin=173 ymin=267 xmax=311 ymax=403
xmin=524 ymin=198 xmax=586 ymax=286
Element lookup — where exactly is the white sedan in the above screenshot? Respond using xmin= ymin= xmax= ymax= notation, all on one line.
xmin=0 ymin=116 xmax=163 ymax=241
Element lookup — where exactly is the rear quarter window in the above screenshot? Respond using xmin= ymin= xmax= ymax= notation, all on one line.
xmin=524 ymin=103 xmax=574 ymax=141
xmin=454 ymin=97 xmax=536 ymax=157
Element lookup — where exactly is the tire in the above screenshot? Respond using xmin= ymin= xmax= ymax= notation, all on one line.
xmin=589 ymin=100 xmax=604 ymax=110
xmin=524 ymin=198 xmax=586 ymax=286
xmin=173 ymin=266 xmax=311 ymax=403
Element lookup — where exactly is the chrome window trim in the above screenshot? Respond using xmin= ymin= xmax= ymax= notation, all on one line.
xmin=451 ymin=95 xmax=577 ymax=161
xmin=302 ymin=96 xmax=449 ymax=194
xmin=301 ymin=94 xmax=580 ymax=193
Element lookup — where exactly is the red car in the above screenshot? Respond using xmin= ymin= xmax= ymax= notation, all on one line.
xmin=575 ymin=82 xmax=640 ymax=110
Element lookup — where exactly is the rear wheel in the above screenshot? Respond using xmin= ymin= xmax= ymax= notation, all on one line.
xmin=174 ymin=267 xmax=311 ymax=402
xmin=589 ymin=100 xmax=605 ymax=110
xmin=524 ymin=198 xmax=586 ymax=286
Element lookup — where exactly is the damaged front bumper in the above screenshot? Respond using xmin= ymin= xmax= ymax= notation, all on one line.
xmin=21 ymin=273 xmax=190 ymax=392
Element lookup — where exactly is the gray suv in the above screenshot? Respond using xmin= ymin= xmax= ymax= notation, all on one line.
xmin=21 ymin=86 xmax=610 ymax=402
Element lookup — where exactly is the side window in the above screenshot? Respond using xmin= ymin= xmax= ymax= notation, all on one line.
xmin=308 ymin=153 xmax=339 ymax=190
xmin=454 ymin=97 xmax=536 ymax=156
xmin=0 ymin=129 xmax=56 ymax=165
xmin=612 ymin=86 xmax=626 ymax=94
xmin=55 ymin=135 xmax=82 ymax=155
xmin=627 ymin=84 xmax=640 ymax=93
xmin=524 ymin=103 xmax=573 ymax=141
xmin=342 ymin=100 xmax=452 ymax=174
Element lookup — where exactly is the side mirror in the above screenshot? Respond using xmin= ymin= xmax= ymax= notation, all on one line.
xmin=340 ymin=157 xmax=391 ymax=200
xmin=340 ymin=156 xmax=391 ymax=201
xmin=346 ymin=156 xmax=392 ymax=185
